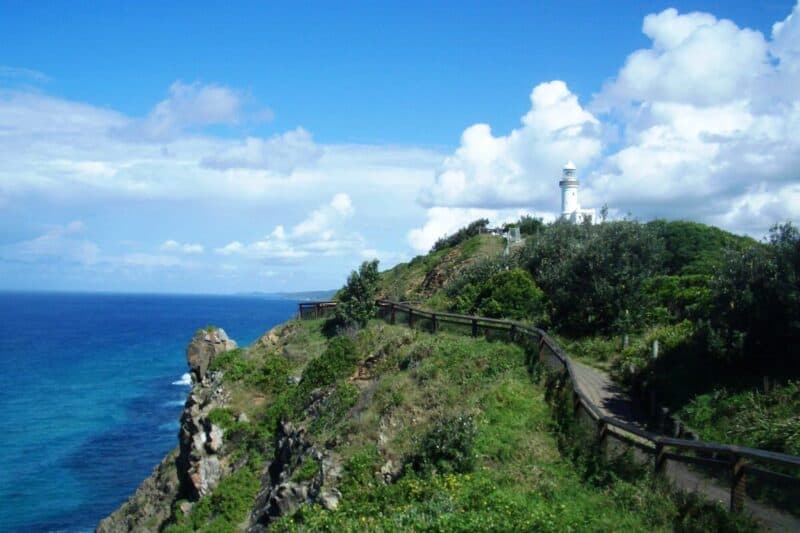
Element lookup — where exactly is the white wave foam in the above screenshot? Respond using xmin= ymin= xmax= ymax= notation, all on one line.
xmin=164 ymin=400 xmax=186 ymax=407
xmin=172 ymin=373 xmax=192 ymax=386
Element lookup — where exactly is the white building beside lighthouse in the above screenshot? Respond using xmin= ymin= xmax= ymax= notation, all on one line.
xmin=559 ymin=161 xmax=595 ymax=223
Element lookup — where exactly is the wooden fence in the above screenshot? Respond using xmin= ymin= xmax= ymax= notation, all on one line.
xmin=298 ymin=299 xmax=800 ymax=528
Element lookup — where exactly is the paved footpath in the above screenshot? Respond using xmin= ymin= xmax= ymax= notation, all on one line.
xmin=569 ymin=359 xmax=647 ymax=427
xmin=568 ymin=359 xmax=799 ymax=531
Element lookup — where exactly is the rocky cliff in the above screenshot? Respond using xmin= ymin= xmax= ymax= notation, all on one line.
xmin=97 ymin=328 xmax=237 ymax=532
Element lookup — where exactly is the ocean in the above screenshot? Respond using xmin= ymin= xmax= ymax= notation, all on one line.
xmin=0 ymin=292 xmax=299 ymax=532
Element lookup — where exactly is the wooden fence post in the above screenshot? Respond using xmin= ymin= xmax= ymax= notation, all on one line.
xmin=409 ymin=309 xmax=415 ymax=328
xmin=431 ymin=313 xmax=438 ymax=333
xmin=390 ymin=304 xmax=396 ymax=325
xmin=315 ymin=303 xmax=320 ymax=318
xmin=510 ymin=324 xmax=517 ymax=342
xmin=730 ymin=456 xmax=747 ymax=512
xmin=597 ymin=421 xmax=607 ymax=447
xmin=471 ymin=318 xmax=478 ymax=337
xmin=654 ymin=442 xmax=666 ymax=474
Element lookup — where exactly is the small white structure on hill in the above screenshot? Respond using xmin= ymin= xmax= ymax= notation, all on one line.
xmin=559 ymin=161 xmax=595 ymax=223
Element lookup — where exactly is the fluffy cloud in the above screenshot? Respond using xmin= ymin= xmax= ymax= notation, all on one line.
xmin=0 ymin=81 xmax=441 ymax=208
xmin=582 ymin=4 xmax=800 ymax=232
xmin=159 ymin=240 xmax=204 ymax=254
xmin=419 ymin=81 xmax=601 ymax=210
xmin=121 ymin=81 xmax=271 ymax=141
xmin=201 ymin=127 xmax=322 ymax=174
xmin=415 ymin=3 xmax=800 ymax=238
xmin=215 ymin=193 xmax=366 ymax=260
xmin=595 ymin=8 xmax=768 ymax=108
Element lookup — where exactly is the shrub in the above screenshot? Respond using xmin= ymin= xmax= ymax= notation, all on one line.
xmin=334 ymin=260 xmax=381 ymax=328
xmin=409 ymin=414 xmax=477 ymax=474
xmin=208 ymin=348 xmax=253 ymax=381
xmin=249 ymin=355 xmax=290 ymax=391
xmin=474 ymin=268 xmax=549 ymax=323
xmin=525 ymin=220 xmax=666 ymax=336
xmin=300 ymin=336 xmax=359 ymax=391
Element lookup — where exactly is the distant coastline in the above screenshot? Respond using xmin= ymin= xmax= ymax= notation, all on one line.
xmin=235 ymin=289 xmax=336 ymax=301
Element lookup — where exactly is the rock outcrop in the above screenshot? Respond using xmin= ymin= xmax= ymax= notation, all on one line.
xmin=186 ymin=327 xmax=237 ymax=382
xmin=176 ymin=368 xmax=232 ymax=500
xmin=97 ymin=327 xmax=237 ymax=531
xmin=247 ymin=421 xmax=342 ymax=531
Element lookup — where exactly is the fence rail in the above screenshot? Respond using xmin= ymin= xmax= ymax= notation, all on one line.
xmin=298 ymin=299 xmax=800 ymax=527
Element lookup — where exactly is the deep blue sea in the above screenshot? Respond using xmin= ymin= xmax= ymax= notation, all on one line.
xmin=0 ymin=292 xmax=298 ymax=532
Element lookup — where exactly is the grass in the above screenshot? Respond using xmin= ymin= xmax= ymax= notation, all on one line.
xmin=171 ymin=315 xmax=763 ymax=532
xmin=379 ymin=234 xmax=504 ymax=301
xmin=269 ymin=322 xmax=748 ymax=531
xmin=677 ymin=381 xmax=800 ymax=456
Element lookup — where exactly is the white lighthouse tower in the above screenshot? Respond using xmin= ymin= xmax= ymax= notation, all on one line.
xmin=559 ymin=161 xmax=595 ymax=223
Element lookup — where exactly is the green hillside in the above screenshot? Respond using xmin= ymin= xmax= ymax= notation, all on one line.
xmin=168 ymin=317 xmax=751 ymax=531
xmin=374 ymin=217 xmax=799 ymax=457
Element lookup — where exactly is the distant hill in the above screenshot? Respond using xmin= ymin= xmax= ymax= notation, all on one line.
xmin=236 ymin=289 xmax=336 ymax=301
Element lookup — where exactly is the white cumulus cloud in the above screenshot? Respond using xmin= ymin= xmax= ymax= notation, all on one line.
xmin=214 ymin=193 xmax=367 ymax=261
xmin=419 ymin=81 xmax=601 ymax=210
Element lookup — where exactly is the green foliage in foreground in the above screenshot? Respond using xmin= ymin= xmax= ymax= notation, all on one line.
xmin=678 ymin=381 xmax=800 ymax=456
xmin=166 ymin=466 xmax=260 ymax=533
xmin=407 ymin=414 xmax=477 ymax=475
xmin=265 ymin=322 xmax=759 ymax=532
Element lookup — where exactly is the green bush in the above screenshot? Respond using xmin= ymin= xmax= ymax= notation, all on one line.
xmin=208 ymin=348 xmax=253 ymax=381
xmin=249 ymin=355 xmax=290 ymax=391
xmin=300 ymin=336 xmax=358 ymax=391
xmin=409 ymin=414 xmax=477 ymax=474
xmin=473 ymin=268 xmax=549 ymax=323
xmin=166 ymin=466 xmax=260 ymax=532
xmin=334 ymin=260 xmax=380 ymax=328
xmin=524 ymin=220 xmax=666 ymax=336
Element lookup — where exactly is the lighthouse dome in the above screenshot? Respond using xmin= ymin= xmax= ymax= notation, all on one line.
xmin=563 ymin=161 xmax=577 ymax=171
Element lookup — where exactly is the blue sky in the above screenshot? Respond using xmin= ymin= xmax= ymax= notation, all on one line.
xmin=1 ymin=1 xmax=799 ymax=293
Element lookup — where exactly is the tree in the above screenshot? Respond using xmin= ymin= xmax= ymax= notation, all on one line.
xmin=524 ymin=220 xmax=666 ymax=336
xmin=473 ymin=268 xmax=549 ymax=323
xmin=708 ymin=223 xmax=800 ymax=371
xmin=335 ymin=260 xmax=381 ymax=328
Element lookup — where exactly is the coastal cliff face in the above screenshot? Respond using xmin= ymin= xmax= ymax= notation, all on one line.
xmin=97 ymin=328 xmax=237 ymax=532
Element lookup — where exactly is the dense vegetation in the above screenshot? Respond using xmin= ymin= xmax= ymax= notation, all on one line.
xmin=266 ymin=321 xmax=746 ymax=531
xmin=163 ymin=215 xmax=795 ymax=531
xmin=380 ymin=216 xmax=799 ymax=456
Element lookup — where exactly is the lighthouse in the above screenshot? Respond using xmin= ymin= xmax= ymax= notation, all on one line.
xmin=559 ymin=161 xmax=595 ymax=223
